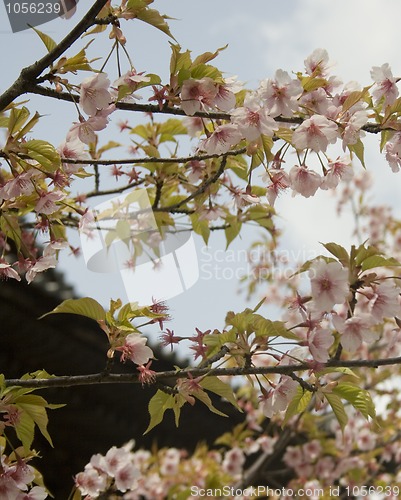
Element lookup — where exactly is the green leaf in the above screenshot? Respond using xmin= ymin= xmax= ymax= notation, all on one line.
xmin=321 ymin=242 xmax=350 ymax=267
xmin=200 ymin=377 xmax=241 ymax=411
xmin=341 ymin=86 xmax=371 ymax=114
xmin=324 ymin=391 xmax=348 ymax=431
xmin=192 ymin=388 xmax=227 ymax=417
xmin=348 ymin=138 xmax=365 ymax=168
xmin=225 ymin=215 xmax=242 ymax=249
xmin=275 ymin=127 xmax=293 ymax=143
xmin=23 ymin=139 xmax=61 ymax=172
xmin=136 ymin=8 xmax=176 ymax=40
xmin=40 ymin=297 xmax=106 ymax=322
xmin=30 ymin=25 xmax=57 ymax=52
xmin=169 ymin=43 xmax=192 ymax=76
xmin=333 ymin=383 xmax=376 ymax=420
xmin=14 ymin=411 xmax=35 ymax=451
xmin=190 ymin=213 xmax=210 ymax=245
xmin=15 ymin=396 xmax=54 ymax=446
xmin=145 ymin=390 xmax=185 ymax=433
xmin=283 ymin=386 xmax=312 ymax=425
xmin=8 ymin=106 xmax=30 ymax=136
xmin=192 ymin=45 xmax=228 ymax=66
xmin=361 ymin=255 xmax=401 ymax=271
xmin=301 ymin=76 xmax=328 ymax=92
xmin=253 ymin=317 xmax=299 ymax=340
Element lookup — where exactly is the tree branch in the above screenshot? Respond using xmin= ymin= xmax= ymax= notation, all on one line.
xmin=19 ymin=84 xmax=389 ymax=134
xmin=0 ymin=0 xmax=109 ymax=111
xmin=5 ymin=354 xmax=401 ymax=389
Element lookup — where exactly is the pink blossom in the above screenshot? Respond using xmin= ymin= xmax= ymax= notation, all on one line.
xmin=222 ymin=447 xmax=245 ymax=476
xmin=213 ymin=82 xmax=236 ymax=112
xmin=307 ymin=328 xmax=333 ymax=362
xmin=292 ymin=115 xmax=338 ymax=152
xmin=35 ymin=191 xmax=65 ymax=215
xmin=321 ymin=156 xmax=353 ymax=190
xmin=79 ymin=73 xmax=111 ymax=116
xmin=356 ymin=427 xmax=376 ymax=451
xmin=0 ymin=170 xmax=38 ymax=200
xmin=180 ymin=78 xmax=217 ymax=115
xmin=16 ymin=486 xmax=48 ymax=499
xmin=75 ymin=466 xmax=107 ymax=497
xmin=265 ymin=168 xmax=291 ymax=205
xmin=57 ymin=138 xmax=89 ymax=174
xmin=232 ymin=98 xmax=277 ymax=142
xmin=113 ymin=69 xmax=150 ymax=90
xmin=261 ymin=376 xmax=298 ymax=417
xmin=198 ymin=205 xmax=225 ymax=221
xmin=304 ymin=48 xmax=331 ymax=77
xmin=259 ymin=69 xmax=303 ymax=117
xmin=366 ymin=281 xmax=401 ymax=322
xmin=182 ymin=116 xmax=204 ymax=137
xmin=340 ymin=108 xmax=368 ymax=149
xmin=232 ymin=188 xmax=260 ymax=209
xmin=332 ymin=313 xmax=375 ymax=353
xmin=68 ymin=104 xmax=115 ymax=144
xmin=289 ymin=165 xmax=322 ymax=198
xmin=385 ymin=133 xmax=401 ymax=172
xmin=187 ymin=160 xmax=206 ymax=183
xmin=299 ymin=88 xmax=331 ymax=115
xmin=26 ymin=254 xmax=58 ymax=284
xmin=199 ymin=124 xmax=242 ymax=155
xmin=116 ymin=333 xmax=154 ymax=365
xmin=309 ymin=259 xmax=349 ymax=312
xmin=0 ymin=260 xmax=21 ymax=281
xmin=371 ymin=63 xmax=399 ymax=107
xmin=114 ymin=462 xmax=139 ymax=492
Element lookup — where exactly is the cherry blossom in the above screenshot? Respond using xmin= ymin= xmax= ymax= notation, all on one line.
xmin=332 ymin=314 xmax=375 ymax=353
xmin=304 ymin=48 xmax=331 ymax=77
xmin=289 ymin=164 xmax=322 ymax=198
xmin=365 ymin=281 xmax=401 ymax=322
xmin=385 ymin=132 xmax=401 ymax=172
xmin=0 ymin=170 xmax=38 ymax=200
xmin=0 ymin=260 xmax=21 ymax=281
xmin=371 ymin=63 xmax=399 ymax=107
xmin=265 ymin=168 xmax=291 ymax=205
xmin=292 ymin=115 xmax=338 ymax=152
xmin=198 ymin=205 xmax=225 ymax=221
xmin=309 ymin=259 xmax=349 ymax=312
xmin=199 ymin=123 xmax=242 ymax=155
xmin=231 ymin=94 xmax=278 ymax=141
xmin=116 ymin=333 xmax=154 ymax=365
xmin=57 ymin=138 xmax=89 ymax=174
xmin=75 ymin=466 xmax=107 ymax=497
xmin=34 ymin=191 xmax=65 ymax=215
xmin=259 ymin=69 xmax=303 ymax=118
xmin=261 ymin=376 xmax=298 ymax=418
xmin=213 ymin=82 xmax=237 ymax=112
xmin=25 ymin=254 xmax=58 ymax=284
xmin=79 ymin=73 xmax=111 ymax=116
xmin=67 ymin=104 xmax=115 ymax=144
xmin=307 ymin=327 xmax=333 ymax=362
xmin=180 ymin=77 xmax=217 ymax=115
xmin=320 ymin=156 xmax=353 ymax=190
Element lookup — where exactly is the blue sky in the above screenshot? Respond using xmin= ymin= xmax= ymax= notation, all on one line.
xmin=2 ymin=1 xmax=401 ymax=357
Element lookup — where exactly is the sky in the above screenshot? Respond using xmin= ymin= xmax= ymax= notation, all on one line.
xmin=1 ymin=1 xmax=401 ymax=357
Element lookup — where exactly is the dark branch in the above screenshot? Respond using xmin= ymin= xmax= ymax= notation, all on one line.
xmin=5 ymin=354 xmax=401 ymax=389
xmin=0 ymin=0 xmax=109 ymax=111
